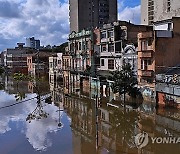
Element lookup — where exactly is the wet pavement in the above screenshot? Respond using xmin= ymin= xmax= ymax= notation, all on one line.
xmin=0 ymin=76 xmax=179 ymax=154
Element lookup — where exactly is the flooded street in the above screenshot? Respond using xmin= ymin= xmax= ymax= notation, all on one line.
xmin=0 ymin=76 xmax=179 ymax=154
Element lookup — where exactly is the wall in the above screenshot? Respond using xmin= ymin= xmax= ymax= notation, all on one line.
xmin=155 ymin=18 xmax=180 ymax=73
xmin=154 ymin=0 xmax=180 ymax=22
xmin=141 ymin=0 xmax=149 ymax=25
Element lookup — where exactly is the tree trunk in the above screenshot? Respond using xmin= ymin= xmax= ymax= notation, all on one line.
xmin=124 ymin=92 xmax=126 ymax=109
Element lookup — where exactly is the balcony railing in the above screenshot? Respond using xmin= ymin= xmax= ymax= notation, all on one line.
xmin=138 ymin=32 xmax=153 ymax=39
xmin=138 ymin=70 xmax=153 ymax=77
xmin=101 ymin=37 xmax=114 ymax=43
xmin=139 ymin=51 xmax=153 ymax=58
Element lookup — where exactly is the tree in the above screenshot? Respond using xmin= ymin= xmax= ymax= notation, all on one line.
xmin=111 ymin=63 xmax=138 ymax=105
xmin=0 ymin=67 xmax=4 ymax=75
xmin=52 ymin=42 xmax=68 ymax=53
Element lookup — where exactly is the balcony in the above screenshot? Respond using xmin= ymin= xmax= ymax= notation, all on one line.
xmin=101 ymin=37 xmax=114 ymax=43
xmin=138 ymin=32 xmax=153 ymax=39
xmin=139 ymin=51 xmax=153 ymax=58
xmin=138 ymin=70 xmax=154 ymax=77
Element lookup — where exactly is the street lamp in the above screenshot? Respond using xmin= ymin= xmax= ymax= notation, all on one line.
xmin=56 ymin=104 xmax=64 ymax=128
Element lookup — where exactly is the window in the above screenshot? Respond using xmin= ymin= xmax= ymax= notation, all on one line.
xmin=50 ymin=62 xmax=53 ymax=68
xmin=75 ymin=43 xmax=78 ymax=50
xmin=115 ymin=42 xmax=122 ymax=53
xmin=102 ymin=45 xmax=106 ymax=52
xmin=101 ymin=32 xmax=106 ymax=39
xmin=108 ymin=44 xmax=114 ymax=52
xmin=167 ymin=0 xmax=171 ymax=12
xmin=58 ymin=60 xmax=61 ymax=64
xmin=148 ymin=0 xmax=154 ymax=24
xmin=82 ymin=41 xmax=86 ymax=50
xmin=168 ymin=23 xmax=172 ymax=31
xmin=79 ymin=42 xmax=81 ymax=50
xmin=108 ymin=31 xmax=114 ymax=38
xmin=101 ymin=112 xmax=105 ymax=120
xmin=101 ymin=59 xmax=104 ymax=66
xmin=86 ymin=41 xmax=89 ymax=50
xmin=141 ymin=40 xmax=148 ymax=50
xmin=54 ymin=59 xmax=57 ymax=67
xmin=141 ymin=59 xmax=152 ymax=70
xmin=108 ymin=59 xmax=114 ymax=69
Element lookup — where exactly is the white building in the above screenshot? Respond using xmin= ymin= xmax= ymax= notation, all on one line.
xmin=26 ymin=37 xmax=40 ymax=49
xmin=49 ymin=53 xmax=63 ymax=85
xmin=98 ymin=23 xmax=123 ymax=73
xmin=141 ymin=0 xmax=180 ymax=25
xmin=122 ymin=44 xmax=137 ymax=75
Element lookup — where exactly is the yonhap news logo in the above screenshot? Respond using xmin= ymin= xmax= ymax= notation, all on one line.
xmin=135 ymin=132 xmax=149 ymax=149
xmin=135 ymin=132 xmax=180 ymax=149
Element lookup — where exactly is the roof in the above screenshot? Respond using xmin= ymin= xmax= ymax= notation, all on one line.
xmin=28 ymin=52 xmax=55 ymax=58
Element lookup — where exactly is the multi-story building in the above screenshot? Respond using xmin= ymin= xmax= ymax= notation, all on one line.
xmin=27 ymin=52 xmax=53 ymax=76
xmin=69 ymin=0 xmax=117 ymax=32
xmin=141 ymin=0 xmax=180 ymax=25
xmin=138 ymin=17 xmax=180 ymax=101
xmin=98 ymin=21 xmax=151 ymax=75
xmin=156 ymin=68 xmax=180 ymax=108
xmin=62 ymin=54 xmax=72 ymax=94
xmin=26 ymin=37 xmax=40 ymax=49
xmin=49 ymin=53 xmax=63 ymax=86
xmin=67 ymin=30 xmax=95 ymax=95
xmin=3 ymin=43 xmax=35 ymax=74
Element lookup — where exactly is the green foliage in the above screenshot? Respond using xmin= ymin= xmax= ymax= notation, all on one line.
xmin=13 ymin=73 xmax=33 ymax=81
xmin=111 ymin=63 xmax=138 ymax=96
xmin=13 ymin=73 xmax=45 ymax=82
xmin=0 ymin=67 xmax=4 ymax=75
xmin=52 ymin=42 xmax=68 ymax=53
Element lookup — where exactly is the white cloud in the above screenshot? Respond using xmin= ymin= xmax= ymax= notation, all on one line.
xmin=0 ymin=0 xmax=69 ymax=51
xmin=118 ymin=5 xmax=141 ymax=25
xmin=0 ymin=92 xmax=64 ymax=151
xmin=0 ymin=0 xmax=141 ymax=51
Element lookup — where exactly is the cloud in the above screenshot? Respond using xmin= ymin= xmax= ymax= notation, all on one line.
xmin=0 ymin=0 xmax=69 ymax=51
xmin=0 ymin=0 xmax=141 ymax=51
xmin=118 ymin=5 xmax=141 ymax=25
xmin=0 ymin=91 xmax=64 ymax=151
xmin=0 ymin=1 xmax=21 ymax=18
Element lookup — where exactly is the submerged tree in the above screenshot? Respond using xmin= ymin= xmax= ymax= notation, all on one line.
xmin=13 ymin=73 xmax=51 ymax=122
xmin=111 ymin=63 xmax=138 ymax=105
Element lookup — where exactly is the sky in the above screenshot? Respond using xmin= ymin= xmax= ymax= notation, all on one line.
xmin=0 ymin=0 xmax=141 ymax=51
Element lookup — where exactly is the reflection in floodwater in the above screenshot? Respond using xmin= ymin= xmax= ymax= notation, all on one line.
xmin=0 ymin=76 xmax=179 ymax=154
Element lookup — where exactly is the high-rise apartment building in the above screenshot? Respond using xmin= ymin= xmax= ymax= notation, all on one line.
xmin=26 ymin=37 xmax=40 ymax=49
xmin=69 ymin=0 xmax=117 ymax=32
xmin=141 ymin=0 xmax=180 ymax=25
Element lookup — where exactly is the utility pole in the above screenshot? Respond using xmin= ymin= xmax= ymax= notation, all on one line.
xmin=37 ymin=49 xmax=40 ymax=79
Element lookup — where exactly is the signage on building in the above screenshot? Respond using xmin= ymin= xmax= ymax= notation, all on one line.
xmin=69 ymin=30 xmax=91 ymax=39
xmin=156 ymin=74 xmax=180 ymax=85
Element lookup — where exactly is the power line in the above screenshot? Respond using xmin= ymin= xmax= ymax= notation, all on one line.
xmin=0 ymin=96 xmax=38 ymax=110
xmin=0 ymin=92 xmax=51 ymax=110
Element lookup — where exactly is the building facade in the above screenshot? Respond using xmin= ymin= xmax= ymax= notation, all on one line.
xmin=27 ymin=52 xmax=53 ymax=76
xmin=69 ymin=0 xmax=117 ymax=32
xmin=49 ymin=53 xmax=63 ymax=86
xmin=67 ymin=30 xmax=94 ymax=95
xmin=3 ymin=43 xmax=35 ymax=74
xmin=26 ymin=37 xmax=40 ymax=49
xmin=141 ymin=0 xmax=180 ymax=25
xmin=138 ymin=17 xmax=180 ymax=101
xmin=98 ymin=21 xmax=151 ymax=76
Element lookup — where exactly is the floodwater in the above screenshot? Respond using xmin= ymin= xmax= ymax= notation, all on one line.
xmin=0 ymin=76 xmax=179 ymax=154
